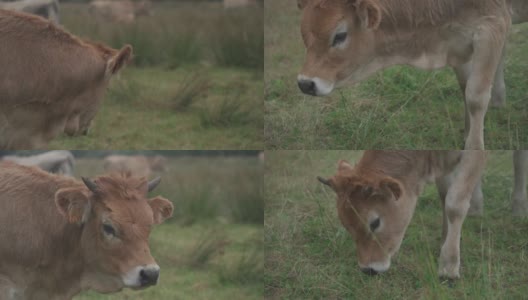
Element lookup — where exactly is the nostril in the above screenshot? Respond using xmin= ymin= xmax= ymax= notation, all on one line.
xmin=139 ymin=268 xmax=160 ymax=286
xmin=361 ymin=267 xmax=378 ymax=276
xmin=297 ymin=79 xmax=316 ymax=96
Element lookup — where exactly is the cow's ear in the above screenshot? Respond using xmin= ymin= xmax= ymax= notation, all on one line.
xmin=55 ymin=188 xmax=91 ymax=224
xmin=149 ymin=196 xmax=174 ymax=224
xmin=380 ymin=177 xmax=402 ymax=201
xmin=106 ymin=45 xmax=133 ymax=76
xmin=355 ymin=0 xmax=381 ymax=30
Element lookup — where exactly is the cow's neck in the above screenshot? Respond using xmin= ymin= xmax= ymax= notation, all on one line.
xmin=14 ymin=223 xmax=86 ymax=299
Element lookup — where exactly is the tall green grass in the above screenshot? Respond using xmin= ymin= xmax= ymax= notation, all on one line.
xmin=61 ymin=2 xmax=263 ymax=69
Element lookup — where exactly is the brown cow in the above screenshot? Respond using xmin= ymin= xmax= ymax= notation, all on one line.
xmin=104 ymin=155 xmax=168 ymax=179
xmin=0 ymin=162 xmax=173 ymax=299
xmin=0 ymin=9 xmax=132 ymax=149
xmin=318 ymin=150 xmax=486 ymax=279
xmin=297 ymin=0 xmax=528 ymax=150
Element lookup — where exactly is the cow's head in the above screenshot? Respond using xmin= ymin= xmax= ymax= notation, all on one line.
xmin=64 ymin=44 xmax=133 ymax=137
xmin=54 ymin=174 xmax=173 ymax=292
xmin=318 ymin=160 xmax=412 ymax=275
xmin=297 ymin=0 xmax=382 ymax=96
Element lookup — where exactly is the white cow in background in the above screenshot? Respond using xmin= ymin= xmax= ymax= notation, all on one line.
xmin=1 ymin=150 xmax=75 ymax=177
xmin=0 ymin=0 xmax=59 ymax=24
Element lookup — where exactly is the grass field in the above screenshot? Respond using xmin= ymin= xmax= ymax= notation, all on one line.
xmin=48 ymin=2 xmax=263 ymax=150
xmin=264 ymin=151 xmax=528 ymax=299
xmin=64 ymin=153 xmax=263 ymax=299
xmin=264 ymin=0 xmax=528 ymax=149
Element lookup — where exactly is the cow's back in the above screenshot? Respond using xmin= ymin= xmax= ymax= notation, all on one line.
xmin=0 ymin=10 xmax=105 ymax=107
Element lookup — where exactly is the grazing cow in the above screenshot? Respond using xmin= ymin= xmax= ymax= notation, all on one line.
xmin=0 ymin=0 xmax=59 ymax=23
xmin=318 ymin=150 xmax=486 ymax=279
xmin=0 ymin=162 xmax=173 ymax=299
xmin=89 ymin=0 xmax=152 ymax=23
xmin=0 ymin=9 xmax=132 ymax=149
xmin=1 ymin=150 xmax=75 ymax=176
xmin=104 ymin=155 xmax=168 ymax=179
xmin=318 ymin=151 xmax=486 ymax=278
xmin=297 ymin=0 xmax=528 ymax=150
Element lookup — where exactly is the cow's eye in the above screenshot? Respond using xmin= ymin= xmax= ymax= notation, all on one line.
xmin=332 ymin=32 xmax=347 ymax=47
xmin=102 ymin=224 xmax=116 ymax=237
xmin=369 ymin=218 xmax=380 ymax=232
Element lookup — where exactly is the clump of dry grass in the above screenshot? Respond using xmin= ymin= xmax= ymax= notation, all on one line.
xmin=184 ymin=230 xmax=230 ymax=268
xmin=171 ymin=72 xmax=210 ymax=112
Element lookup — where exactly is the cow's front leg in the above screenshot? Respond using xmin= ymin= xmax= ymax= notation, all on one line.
xmin=464 ymin=30 xmax=507 ymax=150
xmin=438 ymin=151 xmax=487 ymax=279
xmin=512 ymin=150 xmax=528 ymax=216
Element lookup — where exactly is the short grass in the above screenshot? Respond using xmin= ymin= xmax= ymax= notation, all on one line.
xmin=264 ymin=0 xmax=528 ymax=149
xmin=47 ymin=2 xmax=262 ymax=150
xmin=66 ymin=154 xmax=263 ymax=299
xmin=264 ymin=150 xmax=528 ymax=299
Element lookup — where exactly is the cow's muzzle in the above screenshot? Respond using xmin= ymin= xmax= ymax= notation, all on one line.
xmin=297 ymin=79 xmax=317 ymax=96
xmin=139 ymin=268 xmax=159 ymax=287
xmin=361 ymin=267 xmax=379 ymax=276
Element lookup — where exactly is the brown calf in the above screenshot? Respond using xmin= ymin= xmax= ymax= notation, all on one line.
xmin=297 ymin=0 xmax=526 ymax=149
xmin=0 ymin=9 xmax=132 ymax=149
xmin=0 ymin=162 xmax=173 ymax=299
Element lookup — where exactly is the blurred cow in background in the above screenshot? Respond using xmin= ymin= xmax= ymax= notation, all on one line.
xmin=89 ymin=0 xmax=151 ymax=23
xmin=223 ymin=0 xmax=261 ymax=9
xmin=0 ymin=0 xmax=60 ymax=23
xmin=104 ymin=155 xmax=167 ymax=178
xmin=1 ymin=150 xmax=74 ymax=176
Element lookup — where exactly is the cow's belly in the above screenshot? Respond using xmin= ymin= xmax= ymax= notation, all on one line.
xmin=406 ymin=26 xmax=474 ymax=70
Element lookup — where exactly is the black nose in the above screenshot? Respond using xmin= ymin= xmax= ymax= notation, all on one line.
xmin=139 ymin=268 xmax=159 ymax=286
xmin=298 ymin=79 xmax=317 ymax=96
xmin=361 ymin=268 xmax=378 ymax=276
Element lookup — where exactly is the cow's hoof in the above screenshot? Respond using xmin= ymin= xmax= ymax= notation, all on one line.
xmin=438 ymin=268 xmax=460 ymax=281
xmin=439 ymin=277 xmax=457 ymax=288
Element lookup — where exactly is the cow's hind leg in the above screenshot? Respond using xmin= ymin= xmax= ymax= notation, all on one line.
xmin=438 ymin=151 xmax=487 ymax=279
xmin=464 ymin=28 xmax=507 ymax=149
xmin=467 ymin=179 xmax=484 ymax=216
xmin=512 ymin=150 xmax=528 ymax=216
xmin=490 ymin=49 xmax=506 ymax=108
xmin=454 ymin=62 xmax=471 ymax=141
